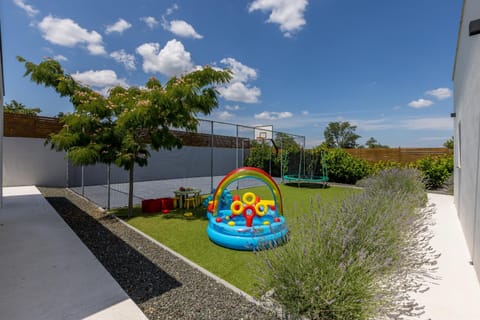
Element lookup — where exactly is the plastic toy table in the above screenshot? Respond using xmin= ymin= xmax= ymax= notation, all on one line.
xmin=173 ymin=188 xmax=201 ymax=208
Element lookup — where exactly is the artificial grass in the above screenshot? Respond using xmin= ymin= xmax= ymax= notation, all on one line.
xmin=113 ymin=184 xmax=355 ymax=296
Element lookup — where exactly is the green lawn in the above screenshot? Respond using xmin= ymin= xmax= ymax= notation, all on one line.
xmin=114 ymin=184 xmax=355 ymax=296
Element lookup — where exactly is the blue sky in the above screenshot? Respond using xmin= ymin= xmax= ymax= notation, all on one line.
xmin=2 ymin=0 xmax=461 ymax=147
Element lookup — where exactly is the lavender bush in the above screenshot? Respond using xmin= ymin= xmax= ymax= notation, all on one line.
xmin=255 ymin=168 xmax=438 ymax=320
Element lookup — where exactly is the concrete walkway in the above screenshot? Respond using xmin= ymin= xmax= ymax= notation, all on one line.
xmin=0 ymin=186 xmax=147 ymax=320
xmin=410 ymin=193 xmax=480 ymax=320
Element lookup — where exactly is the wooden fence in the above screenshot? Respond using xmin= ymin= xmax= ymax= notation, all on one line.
xmin=3 ymin=113 xmax=450 ymax=161
xmin=3 ymin=113 xmax=64 ymax=138
xmin=344 ymin=147 xmax=452 ymax=164
xmin=3 ymin=112 xmax=248 ymax=148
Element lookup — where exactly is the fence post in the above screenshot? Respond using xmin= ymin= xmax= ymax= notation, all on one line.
xmin=210 ymin=121 xmax=214 ymax=192
xmin=236 ymin=125 xmax=239 ymax=169
xmin=106 ymin=163 xmax=111 ymax=210
xmin=81 ymin=165 xmax=85 ymax=196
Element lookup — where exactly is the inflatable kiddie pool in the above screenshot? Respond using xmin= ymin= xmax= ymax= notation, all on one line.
xmin=206 ymin=167 xmax=288 ymax=250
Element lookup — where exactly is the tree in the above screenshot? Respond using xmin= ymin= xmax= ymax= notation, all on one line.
xmin=18 ymin=56 xmax=231 ymax=216
xmin=274 ymin=132 xmax=301 ymax=152
xmin=323 ymin=121 xmax=361 ymax=148
xmin=365 ymin=137 xmax=389 ymax=148
xmin=4 ymin=99 xmax=42 ymax=115
xmin=443 ymin=136 xmax=454 ymax=149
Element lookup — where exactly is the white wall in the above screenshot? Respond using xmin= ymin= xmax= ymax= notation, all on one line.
xmin=2 ymin=137 xmax=245 ymax=187
xmin=453 ymin=0 xmax=480 ymax=278
xmin=1 ymin=22 xmax=4 ymax=206
xmin=2 ymin=137 xmax=68 ymax=187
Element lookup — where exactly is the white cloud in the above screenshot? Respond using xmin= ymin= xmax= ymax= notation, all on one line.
xmin=218 ymin=58 xmax=260 ymax=103
xmin=249 ymin=0 xmax=308 ymax=37
xmin=72 ymin=70 xmax=127 ymax=88
xmin=419 ymin=136 xmax=450 ymax=141
xmin=225 ymin=105 xmax=241 ymax=111
xmin=136 ymin=39 xmax=193 ymax=76
xmin=38 ymin=15 xmax=106 ymax=55
xmin=301 ymin=110 xmax=309 ymax=116
xmin=105 ymin=18 xmax=132 ymax=34
xmin=110 ymin=49 xmax=136 ymax=70
xmin=254 ymin=111 xmax=293 ymax=120
xmin=217 ymin=111 xmax=233 ymax=120
xmin=218 ymin=82 xmax=261 ymax=103
xmin=165 ymin=4 xmax=179 ymax=15
xmin=53 ymin=54 xmax=68 ymax=61
xmin=87 ymin=44 xmax=107 ymax=55
xmin=408 ymin=98 xmax=434 ymax=108
xmin=402 ymin=117 xmax=452 ymax=130
xmin=13 ymin=0 xmax=39 ymax=17
xmin=220 ymin=58 xmax=257 ymax=83
xmin=141 ymin=16 xmax=159 ymax=29
xmin=162 ymin=19 xmax=203 ymax=39
xmin=425 ymin=87 xmax=452 ymax=100
xmin=351 ymin=118 xmax=394 ymax=131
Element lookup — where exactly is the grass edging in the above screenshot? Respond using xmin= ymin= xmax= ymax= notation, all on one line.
xmin=111 ymin=214 xmax=282 ymax=315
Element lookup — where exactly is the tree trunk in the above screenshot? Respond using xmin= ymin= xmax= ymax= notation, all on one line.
xmin=128 ymin=162 xmax=134 ymax=217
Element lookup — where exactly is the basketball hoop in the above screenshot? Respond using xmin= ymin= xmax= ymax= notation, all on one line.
xmin=254 ymin=125 xmax=273 ymax=141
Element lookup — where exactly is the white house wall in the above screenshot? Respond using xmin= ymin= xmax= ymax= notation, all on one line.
xmin=453 ymin=0 xmax=480 ymax=277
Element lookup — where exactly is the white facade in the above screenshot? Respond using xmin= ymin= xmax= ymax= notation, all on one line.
xmin=453 ymin=0 xmax=480 ymax=279
xmin=0 ymin=22 xmax=4 ymax=207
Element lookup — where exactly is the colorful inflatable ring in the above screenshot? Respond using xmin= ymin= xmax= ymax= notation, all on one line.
xmin=231 ymin=200 xmax=244 ymax=215
xmin=242 ymin=192 xmax=256 ymax=205
xmin=255 ymin=202 xmax=268 ymax=216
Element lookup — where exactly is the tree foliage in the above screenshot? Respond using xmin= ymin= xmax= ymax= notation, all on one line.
xmin=324 ymin=121 xmax=361 ymax=148
xmin=18 ymin=56 xmax=231 ymax=215
xmin=365 ymin=137 xmax=389 ymax=148
xmin=274 ymin=132 xmax=301 ymax=152
xmin=443 ymin=136 xmax=454 ymax=149
xmin=3 ymin=99 xmax=42 ymax=116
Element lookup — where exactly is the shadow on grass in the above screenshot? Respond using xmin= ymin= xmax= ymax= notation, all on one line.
xmin=44 ymin=196 xmax=182 ymax=304
xmin=114 ymin=205 xmax=209 ymax=222
xmin=284 ymin=182 xmax=331 ymax=189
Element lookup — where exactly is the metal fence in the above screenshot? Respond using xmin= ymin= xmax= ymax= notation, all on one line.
xmin=69 ymin=118 xmax=305 ymax=209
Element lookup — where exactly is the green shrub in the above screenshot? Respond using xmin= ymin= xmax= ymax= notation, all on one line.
xmin=370 ymin=160 xmax=403 ymax=175
xmin=357 ymin=167 xmax=427 ymax=207
xmin=255 ymin=168 xmax=438 ymax=320
xmin=323 ymin=148 xmax=371 ymax=184
xmin=411 ymin=155 xmax=453 ymax=189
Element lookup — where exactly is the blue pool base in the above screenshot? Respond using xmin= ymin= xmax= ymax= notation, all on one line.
xmin=206 ymin=213 xmax=288 ymax=251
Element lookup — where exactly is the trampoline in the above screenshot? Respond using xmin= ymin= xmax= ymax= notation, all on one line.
xmin=283 ymin=150 xmax=329 ymax=187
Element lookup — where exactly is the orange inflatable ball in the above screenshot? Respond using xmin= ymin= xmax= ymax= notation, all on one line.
xmin=233 ymin=194 xmax=240 ymax=201
xmin=215 ymin=217 xmax=222 ymax=223
xmin=274 ymin=217 xmax=281 ymax=223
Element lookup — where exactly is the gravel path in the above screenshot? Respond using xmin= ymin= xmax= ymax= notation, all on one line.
xmin=39 ymin=187 xmax=277 ymax=320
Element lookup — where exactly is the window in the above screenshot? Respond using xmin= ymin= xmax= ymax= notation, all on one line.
xmin=457 ymin=121 xmax=462 ymax=168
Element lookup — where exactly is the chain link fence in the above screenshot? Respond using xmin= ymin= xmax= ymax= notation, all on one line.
xmin=69 ymin=118 xmax=305 ymax=209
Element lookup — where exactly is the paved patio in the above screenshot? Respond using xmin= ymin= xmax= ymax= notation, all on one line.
xmin=0 ymin=187 xmax=479 ymax=319
xmin=71 ymin=175 xmax=282 ymax=209
xmin=0 ymin=186 xmax=147 ymax=320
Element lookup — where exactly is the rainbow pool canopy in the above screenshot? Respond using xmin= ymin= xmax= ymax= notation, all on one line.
xmin=206 ymin=167 xmax=288 ymax=251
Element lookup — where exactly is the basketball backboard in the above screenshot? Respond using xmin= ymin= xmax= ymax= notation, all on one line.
xmin=254 ymin=125 xmax=273 ymax=140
